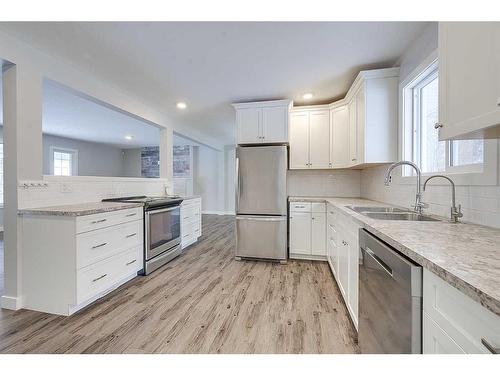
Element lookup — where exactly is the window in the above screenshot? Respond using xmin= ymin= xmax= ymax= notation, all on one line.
xmin=0 ymin=143 xmax=3 ymax=205
xmin=402 ymin=59 xmax=484 ymax=177
xmin=50 ymin=147 xmax=78 ymax=176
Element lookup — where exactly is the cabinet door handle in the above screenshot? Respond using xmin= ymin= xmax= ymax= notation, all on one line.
xmin=126 ymin=259 xmax=137 ymax=266
xmin=481 ymin=338 xmax=500 ymax=354
xmin=125 ymin=213 xmax=137 ymax=217
xmin=91 ymin=219 xmax=107 ymax=224
xmin=92 ymin=242 xmax=107 ymax=249
xmin=126 ymin=233 xmax=137 ymax=238
xmin=351 ymin=158 xmax=356 ymax=162
xmin=434 ymin=122 xmax=444 ymax=129
xmin=92 ymin=274 xmax=107 ymax=282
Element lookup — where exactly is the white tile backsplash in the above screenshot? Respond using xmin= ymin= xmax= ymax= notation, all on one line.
xmin=360 ymin=165 xmax=500 ymax=228
xmin=18 ymin=176 xmax=168 ymax=209
xmin=287 ymin=169 xmax=361 ymax=197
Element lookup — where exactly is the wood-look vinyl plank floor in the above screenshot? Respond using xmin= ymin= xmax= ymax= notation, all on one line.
xmin=0 ymin=215 xmax=358 ymax=354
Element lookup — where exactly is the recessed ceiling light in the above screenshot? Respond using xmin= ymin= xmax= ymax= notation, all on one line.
xmin=125 ymin=135 xmax=133 ymax=140
xmin=302 ymin=93 xmax=314 ymax=100
xmin=176 ymin=102 xmax=187 ymax=110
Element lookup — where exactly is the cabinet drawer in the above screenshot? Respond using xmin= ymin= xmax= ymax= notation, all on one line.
xmin=311 ymin=202 xmax=326 ymax=213
xmin=423 ymin=270 xmax=500 ymax=354
xmin=76 ymin=220 xmax=143 ymax=269
xmin=290 ymin=202 xmax=311 ymax=212
xmin=76 ymin=207 xmax=143 ymax=234
xmin=423 ymin=312 xmax=465 ymax=354
xmin=76 ymin=246 xmax=142 ymax=304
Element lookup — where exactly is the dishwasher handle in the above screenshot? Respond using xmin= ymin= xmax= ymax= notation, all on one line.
xmin=364 ymin=246 xmax=393 ymax=277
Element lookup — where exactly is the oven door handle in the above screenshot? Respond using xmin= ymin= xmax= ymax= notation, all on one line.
xmin=146 ymin=206 xmax=180 ymax=214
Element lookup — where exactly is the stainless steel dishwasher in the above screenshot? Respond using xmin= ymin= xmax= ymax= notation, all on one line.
xmin=358 ymin=229 xmax=422 ymax=353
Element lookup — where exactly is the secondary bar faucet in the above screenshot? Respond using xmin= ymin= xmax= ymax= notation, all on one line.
xmin=423 ymin=175 xmax=463 ymax=223
xmin=384 ymin=161 xmax=427 ymax=214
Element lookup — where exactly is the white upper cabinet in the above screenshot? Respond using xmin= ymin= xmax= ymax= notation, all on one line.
xmin=289 ymin=111 xmax=310 ymax=169
xmin=349 ymin=70 xmax=399 ymax=166
xmin=233 ymin=100 xmax=292 ymax=144
xmin=262 ymin=106 xmax=289 ymax=143
xmin=438 ymin=22 xmax=500 ymax=140
xmin=236 ymin=107 xmax=261 ymax=143
xmin=331 ymin=105 xmax=350 ymax=168
xmin=289 ymin=68 xmax=399 ymax=169
xmin=289 ymin=108 xmax=330 ymax=169
xmin=309 ymin=110 xmax=331 ymax=168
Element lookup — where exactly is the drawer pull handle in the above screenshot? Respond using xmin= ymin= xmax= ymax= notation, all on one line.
xmin=92 ymin=274 xmax=107 ymax=282
xmin=126 ymin=259 xmax=137 ymax=266
xmin=183 ymin=234 xmax=189 ymax=238
xmin=126 ymin=233 xmax=137 ymax=238
xmin=295 ymin=205 xmax=305 ymax=208
xmin=92 ymin=242 xmax=107 ymax=249
xmin=125 ymin=213 xmax=137 ymax=217
xmin=183 ymin=216 xmax=189 ymax=220
xmin=91 ymin=219 xmax=107 ymax=224
xmin=481 ymin=338 xmax=500 ymax=354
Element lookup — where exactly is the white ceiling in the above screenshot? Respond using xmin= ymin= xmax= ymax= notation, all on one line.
xmin=0 ymin=22 xmax=430 ymax=144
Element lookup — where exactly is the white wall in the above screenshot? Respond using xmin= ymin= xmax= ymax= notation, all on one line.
xmin=193 ymin=145 xmax=225 ymax=213
xmin=361 ymin=22 xmax=500 ymax=229
xmin=42 ymin=133 xmax=127 ymax=177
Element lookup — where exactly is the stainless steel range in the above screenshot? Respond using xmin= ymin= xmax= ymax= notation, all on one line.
xmin=103 ymin=196 xmax=183 ymax=275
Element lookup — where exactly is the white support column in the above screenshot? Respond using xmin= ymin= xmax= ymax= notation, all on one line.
xmin=159 ymin=127 xmax=173 ymax=181
xmin=1 ymin=64 xmax=43 ymax=309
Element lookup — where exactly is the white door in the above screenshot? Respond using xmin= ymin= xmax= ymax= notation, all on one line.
xmin=289 ymin=212 xmax=311 ymax=255
xmin=439 ymin=22 xmax=500 ymax=140
xmin=262 ymin=106 xmax=288 ymax=143
xmin=289 ymin=112 xmax=310 ymax=169
xmin=309 ymin=110 xmax=331 ymax=169
xmin=348 ymin=98 xmax=358 ymax=166
xmin=330 ymin=106 xmax=349 ymax=168
xmin=311 ymin=212 xmax=326 ymax=256
xmin=237 ymin=107 xmax=262 ymax=144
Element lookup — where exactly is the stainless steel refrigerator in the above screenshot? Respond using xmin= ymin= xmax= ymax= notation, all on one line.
xmin=235 ymin=145 xmax=287 ymax=261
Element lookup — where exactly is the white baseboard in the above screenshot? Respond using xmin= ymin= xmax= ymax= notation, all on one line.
xmin=202 ymin=210 xmax=234 ymax=216
xmin=1 ymin=295 xmax=23 ymax=310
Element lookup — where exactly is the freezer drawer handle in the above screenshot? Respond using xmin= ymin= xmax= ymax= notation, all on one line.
xmin=365 ymin=247 xmax=393 ymax=277
xmin=236 ymin=217 xmax=286 ymax=222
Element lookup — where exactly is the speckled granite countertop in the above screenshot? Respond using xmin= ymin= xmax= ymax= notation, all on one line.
xmin=289 ymin=196 xmax=500 ymax=317
xmin=18 ymin=202 xmax=143 ymax=217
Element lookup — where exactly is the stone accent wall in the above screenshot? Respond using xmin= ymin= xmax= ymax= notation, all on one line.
xmin=141 ymin=146 xmax=160 ymax=178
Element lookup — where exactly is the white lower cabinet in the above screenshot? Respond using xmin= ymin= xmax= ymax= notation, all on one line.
xmin=289 ymin=201 xmax=326 ymax=260
xmin=21 ymin=207 xmax=144 ymax=316
xmin=326 ymin=202 xmax=360 ymax=328
xmin=423 ymin=269 xmax=500 ymax=354
xmin=180 ymin=197 xmax=202 ymax=249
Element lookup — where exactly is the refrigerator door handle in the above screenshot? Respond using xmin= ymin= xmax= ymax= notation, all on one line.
xmin=235 ymin=156 xmax=240 ymax=212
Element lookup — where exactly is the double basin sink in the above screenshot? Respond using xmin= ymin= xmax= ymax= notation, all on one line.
xmin=347 ymin=206 xmax=439 ymax=222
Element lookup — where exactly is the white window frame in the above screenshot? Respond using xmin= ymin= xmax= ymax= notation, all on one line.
xmin=398 ymin=50 xmax=497 ymax=186
xmin=50 ymin=146 xmax=79 ymax=176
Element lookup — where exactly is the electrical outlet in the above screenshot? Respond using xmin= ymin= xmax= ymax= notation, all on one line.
xmin=60 ymin=183 xmax=73 ymax=193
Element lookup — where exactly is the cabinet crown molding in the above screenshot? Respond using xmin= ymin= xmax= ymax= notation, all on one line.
xmin=231 ymin=99 xmax=293 ymax=110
